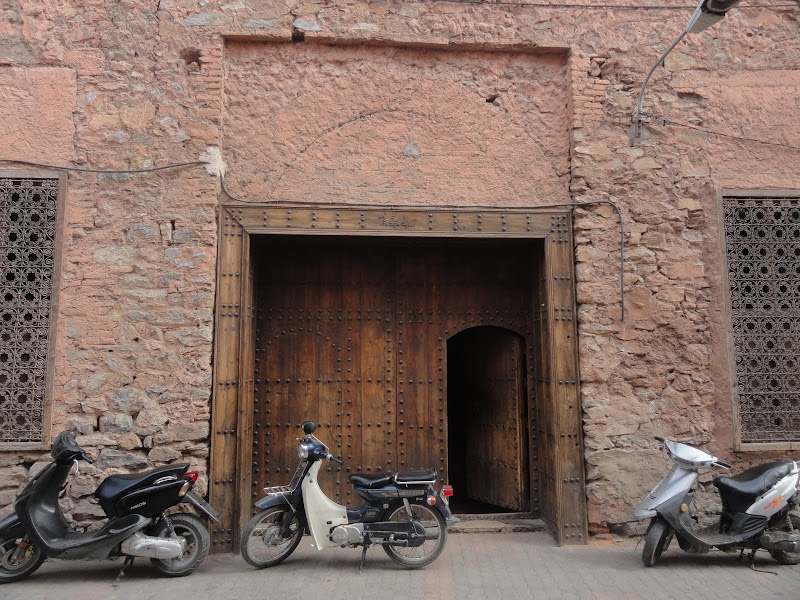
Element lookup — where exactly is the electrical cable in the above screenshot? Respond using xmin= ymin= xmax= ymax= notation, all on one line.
xmin=414 ymin=1 xmax=798 ymax=10
xmin=638 ymin=112 xmax=800 ymax=151
xmin=220 ymin=174 xmax=627 ymax=322
xmin=0 ymin=158 xmax=209 ymax=174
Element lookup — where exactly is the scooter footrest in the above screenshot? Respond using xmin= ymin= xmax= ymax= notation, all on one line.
xmin=692 ymin=532 xmax=743 ymax=547
xmin=46 ymin=514 xmax=149 ymax=553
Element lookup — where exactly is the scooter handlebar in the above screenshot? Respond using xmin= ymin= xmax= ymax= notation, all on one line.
xmin=714 ymin=460 xmax=731 ymax=469
xmin=654 ymin=436 xmax=666 ymax=442
xmin=327 ymin=454 xmax=344 ymax=465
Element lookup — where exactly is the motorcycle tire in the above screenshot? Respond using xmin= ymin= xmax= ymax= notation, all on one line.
xmin=642 ymin=517 xmax=673 ymax=567
xmin=240 ymin=506 xmax=304 ymax=569
xmin=382 ymin=500 xmax=447 ymax=569
xmin=768 ymin=512 xmax=800 ymax=566
xmin=0 ymin=536 xmax=46 ymax=583
xmin=149 ymin=513 xmax=210 ymax=577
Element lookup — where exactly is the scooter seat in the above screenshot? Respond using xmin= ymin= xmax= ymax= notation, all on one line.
xmin=714 ymin=461 xmax=793 ymax=513
xmin=348 ymin=468 xmax=437 ymax=489
xmin=95 ymin=464 xmax=189 ymax=502
xmin=348 ymin=473 xmax=394 ymax=488
xmin=395 ymin=468 xmax=437 ymax=485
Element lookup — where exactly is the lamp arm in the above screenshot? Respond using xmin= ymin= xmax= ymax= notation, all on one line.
xmin=633 ymin=27 xmax=689 ymax=128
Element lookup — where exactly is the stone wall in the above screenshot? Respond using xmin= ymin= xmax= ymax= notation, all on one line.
xmin=1 ymin=0 xmax=799 ymax=535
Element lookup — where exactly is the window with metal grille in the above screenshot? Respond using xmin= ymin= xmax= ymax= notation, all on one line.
xmin=0 ymin=175 xmax=62 ymax=447
xmin=723 ymin=196 xmax=800 ymax=445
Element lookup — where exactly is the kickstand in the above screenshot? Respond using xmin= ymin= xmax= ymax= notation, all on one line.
xmin=112 ymin=555 xmax=135 ymax=590
xmin=357 ymin=545 xmax=368 ymax=575
xmin=740 ymin=549 xmax=778 ymax=576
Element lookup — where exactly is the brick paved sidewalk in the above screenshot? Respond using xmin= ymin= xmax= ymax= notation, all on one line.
xmin=3 ymin=531 xmax=799 ymax=600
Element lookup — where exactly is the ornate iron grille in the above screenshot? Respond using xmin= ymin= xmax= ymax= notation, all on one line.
xmin=0 ymin=177 xmax=59 ymax=444
xmin=723 ymin=197 xmax=800 ymax=444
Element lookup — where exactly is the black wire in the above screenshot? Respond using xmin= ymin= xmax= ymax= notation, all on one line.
xmin=414 ymin=1 xmax=798 ymax=9
xmin=639 ymin=112 xmax=800 ymax=151
xmin=0 ymin=158 xmax=209 ymax=174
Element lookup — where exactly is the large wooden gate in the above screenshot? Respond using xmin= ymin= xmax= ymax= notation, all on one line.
xmin=250 ymin=239 xmax=535 ymax=508
xmin=210 ymin=206 xmax=586 ymax=551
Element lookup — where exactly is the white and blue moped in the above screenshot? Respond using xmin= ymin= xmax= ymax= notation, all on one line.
xmin=241 ymin=420 xmax=454 ymax=571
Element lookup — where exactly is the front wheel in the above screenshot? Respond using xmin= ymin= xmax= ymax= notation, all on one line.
xmin=240 ymin=506 xmax=304 ymax=569
xmin=382 ymin=501 xmax=447 ymax=569
xmin=149 ymin=513 xmax=210 ymax=577
xmin=768 ymin=512 xmax=800 ymax=565
xmin=642 ymin=517 xmax=673 ymax=567
xmin=0 ymin=536 xmax=46 ymax=583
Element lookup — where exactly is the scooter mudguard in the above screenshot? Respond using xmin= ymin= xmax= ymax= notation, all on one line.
xmin=427 ymin=487 xmax=457 ymax=524
xmin=0 ymin=513 xmax=25 ymax=538
xmin=254 ymin=494 xmax=294 ymax=511
xmin=253 ymin=495 xmax=307 ymax=541
xmin=183 ymin=491 xmax=222 ymax=522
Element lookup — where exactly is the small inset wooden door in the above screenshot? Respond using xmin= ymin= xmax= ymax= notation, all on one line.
xmin=447 ymin=327 xmax=528 ymax=511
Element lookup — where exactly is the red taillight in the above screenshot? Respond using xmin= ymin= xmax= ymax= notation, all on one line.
xmin=184 ymin=471 xmax=199 ymax=484
xmin=442 ymin=485 xmax=454 ymax=497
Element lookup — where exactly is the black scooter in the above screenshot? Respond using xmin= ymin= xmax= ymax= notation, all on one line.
xmin=0 ymin=430 xmax=220 ymax=583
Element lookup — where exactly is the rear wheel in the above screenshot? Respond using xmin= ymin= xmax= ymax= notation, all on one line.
xmin=0 ymin=536 xmax=45 ymax=583
xmin=642 ymin=517 xmax=673 ymax=567
xmin=150 ymin=513 xmax=210 ymax=577
xmin=382 ymin=501 xmax=447 ymax=569
xmin=768 ymin=512 xmax=800 ymax=565
xmin=240 ymin=507 xmax=304 ymax=568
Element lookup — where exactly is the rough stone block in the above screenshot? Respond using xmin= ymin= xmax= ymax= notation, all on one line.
xmin=148 ymin=447 xmax=182 ymax=463
xmin=99 ymin=414 xmax=133 ymax=433
xmin=134 ymin=402 xmax=170 ymax=435
xmin=110 ymin=388 xmax=149 ymax=414
xmin=96 ymin=449 xmax=148 ymax=470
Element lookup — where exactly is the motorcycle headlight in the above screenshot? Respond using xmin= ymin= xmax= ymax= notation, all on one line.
xmin=298 ymin=443 xmax=309 ymax=458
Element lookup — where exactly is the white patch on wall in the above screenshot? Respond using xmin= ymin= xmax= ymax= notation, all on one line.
xmin=200 ymin=146 xmax=227 ymax=177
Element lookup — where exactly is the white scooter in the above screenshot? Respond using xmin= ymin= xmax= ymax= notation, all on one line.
xmin=241 ymin=420 xmax=454 ymax=571
xmin=635 ymin=437 xmax=800 ymax=567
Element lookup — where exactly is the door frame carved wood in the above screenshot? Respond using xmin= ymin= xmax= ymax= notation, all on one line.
xmin=211 ymin=203 xmax=586 ymax=551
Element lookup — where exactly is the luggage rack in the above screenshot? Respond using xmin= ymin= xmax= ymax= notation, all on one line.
xmin=262 ymin=459 xmax=307 ymax=498
xmin=262 ymin=485 xmax=293 ymax=498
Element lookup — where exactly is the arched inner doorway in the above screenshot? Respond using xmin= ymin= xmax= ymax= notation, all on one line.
xmin=447 ymin=326 xmax=529 ymax=513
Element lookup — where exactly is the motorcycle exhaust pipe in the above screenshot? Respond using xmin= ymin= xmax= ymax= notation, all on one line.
xmin=760 ymin=531 xmax=800 ymax=553
xmin=120 ymin=531 xmax=187 ymax=559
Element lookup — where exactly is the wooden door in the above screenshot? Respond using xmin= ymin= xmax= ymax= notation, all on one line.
xmin=448 ymin=328 xmax=527 ymax=511
xmin=251 ymin=241 xmax=395 ymax=508
xmin=250 ymin=237 xmax=536 ymax=514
